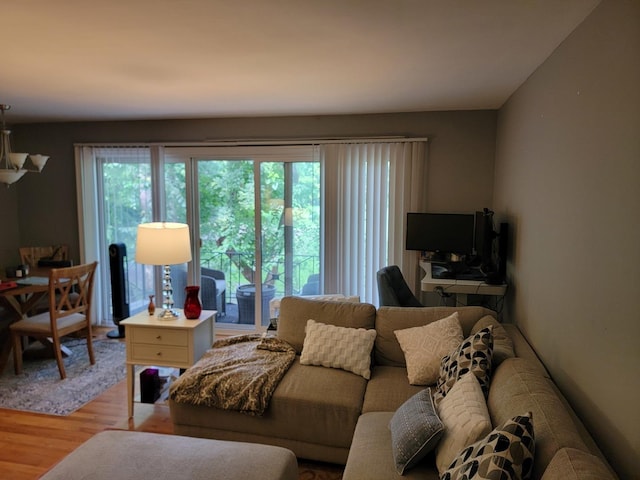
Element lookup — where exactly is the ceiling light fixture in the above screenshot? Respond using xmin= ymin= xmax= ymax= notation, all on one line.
xmin=0 ymin=104 xmax=49 ymax=187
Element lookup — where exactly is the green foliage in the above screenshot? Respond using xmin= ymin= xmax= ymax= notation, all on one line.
xmin=103 ymin=157 xmax=320 ymax=301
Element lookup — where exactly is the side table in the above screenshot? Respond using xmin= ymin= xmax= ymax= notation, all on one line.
xmin=120 ymin=309 xmax=215 ymax=417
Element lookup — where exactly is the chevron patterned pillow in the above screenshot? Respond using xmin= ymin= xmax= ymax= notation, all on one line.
xmin=300 ymin=319 xmax=377 ymax=379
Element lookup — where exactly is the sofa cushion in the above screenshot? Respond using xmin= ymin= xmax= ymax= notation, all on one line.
xmin=170 ymin=357 xmax=367 ymax=453
xmin=435 ymin=373 xmax=492 ymax=475
xmin=471 ymin=315 xmax=515 ymax=366
xmin=433 ymin=326 xmax=494 ymax=406
xmin=441 ymin=412 xmax=535 ymax=480
xmin=374 ymin=306 xmax=495 ymax=367
xmin=488 ymin=358 xmax=590 ymax=480
xmin=343 ymin=412 xmax=441 ymax=480
xmin=300 ymin=319 xmax=377 ymax=379
xmin=362 ymin=365 xmax=424 ymax=413
xmin=389 ymin=388 xmax=444 ymax=474
xmin=394 ymin=312 xmax=463 ymax=385
xmin=278 ymin=296 xmax=376 ymax=353
xmin=541 ymin=448 xmax=615 ymax=480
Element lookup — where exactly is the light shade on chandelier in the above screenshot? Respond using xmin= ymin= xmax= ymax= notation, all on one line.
xmin=0 ymin=104 xmax=49 ymax=187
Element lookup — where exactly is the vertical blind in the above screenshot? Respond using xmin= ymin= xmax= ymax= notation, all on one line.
xmin=322 ymin=141 xmax=428 ymax=304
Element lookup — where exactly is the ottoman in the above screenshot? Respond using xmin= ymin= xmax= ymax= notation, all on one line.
xmin=39 ymin=430 xmax=298 ymax=480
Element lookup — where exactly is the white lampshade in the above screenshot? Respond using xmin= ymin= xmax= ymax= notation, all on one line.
xmin=9 ymin=152 xmax=28 ymax=169
xmin=0 ymin=169 xmax=27 ymax=185
xmin=29 ymin=154 xmax=49 ymax=171
xmin=135 ymin=222 xmax=192 ymax=265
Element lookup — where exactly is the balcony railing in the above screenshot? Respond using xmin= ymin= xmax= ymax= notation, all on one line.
xmin=201 ymin=251 xmax=320 ymax=302
xmin=123 ymin=251 xmax=320 ymax=324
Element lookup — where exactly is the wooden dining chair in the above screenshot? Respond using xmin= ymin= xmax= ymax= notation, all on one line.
xmin=19 ymin=245 xmax=69 ymax=269
xmin=10 ymin=261 xmax=98 ymax=380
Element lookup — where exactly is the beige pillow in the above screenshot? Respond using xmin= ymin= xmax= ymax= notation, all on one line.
xmin=435 ymin=373 xmax=492 ymax=475
xmin=300 ymin=319 xmax=377 ymax=379
xmin=471 ymin=315 xmax=515 ymax=365
xmin=394 ymin=312 xmax=463 ymax=385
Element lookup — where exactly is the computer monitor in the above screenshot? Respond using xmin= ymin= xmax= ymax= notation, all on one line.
xmin=405 ymin=213 xmax=475 ymax=255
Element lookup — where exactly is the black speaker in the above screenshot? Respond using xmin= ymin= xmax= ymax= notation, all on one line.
xmin=107 ymin=243 xmax=129 ymax=339
xmin=496 ymin=222 xmax=509 ymax=280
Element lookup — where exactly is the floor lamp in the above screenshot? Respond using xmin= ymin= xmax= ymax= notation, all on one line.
xmin=135 ymin=222 xmax=192 ymax=319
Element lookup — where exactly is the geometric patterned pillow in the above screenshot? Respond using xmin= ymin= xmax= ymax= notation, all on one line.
xmin=433 ymin=326 xmax=494 ymax=407
xmin=471 ymin=316 xmax=515 ymax=366
xmin=441 ymin=412 xmax=535 ymax=480
xmin=300 ymin=319 xmax=377 ymax=379
xmin=394 ymin=312 xmax=463 ymax=385
xmin=389 ymin=388 xmax=444 ymax=475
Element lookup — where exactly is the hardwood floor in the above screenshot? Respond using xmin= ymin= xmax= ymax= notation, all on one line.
xmin=0 ymin=328 xmax=343 ymax=479
xmin=0 ymin=377 xmax=174 ymax=479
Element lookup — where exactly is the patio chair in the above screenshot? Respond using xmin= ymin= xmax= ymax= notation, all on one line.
xmin=171 ymin=266 xmax=226 ymax=316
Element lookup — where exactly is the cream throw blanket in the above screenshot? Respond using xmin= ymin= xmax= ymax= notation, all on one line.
xmin=169 ymin=334 xmax=296 ymax=416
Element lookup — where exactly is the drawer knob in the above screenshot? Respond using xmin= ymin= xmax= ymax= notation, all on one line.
xmin=156 ymin=352 xmax=162 ymax=356
xmin=156 ymin=335 xmax=162 ymax=340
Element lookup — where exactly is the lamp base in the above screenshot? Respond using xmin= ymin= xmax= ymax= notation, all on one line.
xmin=157 ymin=308 xmax=180 ymax=320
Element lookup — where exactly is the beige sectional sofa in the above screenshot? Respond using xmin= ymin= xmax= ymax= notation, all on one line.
xmin=169 ymin=297 xmax=617 ymax=479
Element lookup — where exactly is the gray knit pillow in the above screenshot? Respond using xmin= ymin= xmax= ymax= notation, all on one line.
xmin=389 ymin=388 xmax=444 ymax=474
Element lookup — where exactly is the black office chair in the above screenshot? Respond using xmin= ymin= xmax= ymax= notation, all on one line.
xmin=376 ymin=265 xmax=423 ymax=307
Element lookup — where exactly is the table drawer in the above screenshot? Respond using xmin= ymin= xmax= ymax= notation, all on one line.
xmin=130 ymin=344 xmax=190 ymax=364
xmin=131 ymin=327 xmax=188 ymax=347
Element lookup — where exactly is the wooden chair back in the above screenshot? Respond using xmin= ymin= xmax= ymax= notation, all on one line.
xmin=48 ymin=261 xmax=97 ymax=326
xmin=10 ymin=261 xmax=99 ymax=379
xmin=19 ymin=245 xmax=69 ymax=268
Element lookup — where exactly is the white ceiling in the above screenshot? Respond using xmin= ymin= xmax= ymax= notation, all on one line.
xmin=2 ymin=0 xmax=600 ymax=124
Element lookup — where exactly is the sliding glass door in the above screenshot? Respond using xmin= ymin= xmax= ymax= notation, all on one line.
xmin=81 ymin=145 xmax=318 ymax=329
xmin=168 ymin=146 xmax=320 ymax=332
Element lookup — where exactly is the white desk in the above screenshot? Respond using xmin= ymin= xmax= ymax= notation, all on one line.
xmin=419 ymin=261 xmax=507 ymax=305
xmin=121 ymin=309 xmax=215 ymax=417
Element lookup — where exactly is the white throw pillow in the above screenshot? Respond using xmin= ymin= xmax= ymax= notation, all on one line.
xmin=435 ymin=372 xmax=492 ymax=475
xmin=394 ymin=312 xmax=463 ymax=385
xmin=300 ymin=319 xmax=377 ymax=379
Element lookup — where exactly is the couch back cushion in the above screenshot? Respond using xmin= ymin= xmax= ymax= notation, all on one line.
xmin=375 ymin=306 xmax=495 ymax=367
xmin=277 ymin=296 xmax=376 ymax=354
xmin=541 ymin=448 xmax=616 ymax=480
xmin=488 ymin=357 xmax=589 ymax=480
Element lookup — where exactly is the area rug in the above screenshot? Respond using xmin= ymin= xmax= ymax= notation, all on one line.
xmin=298 ymin=460 xmax=343 ymax=480
xmin=0 ymin=338 xmax=126 ymax=416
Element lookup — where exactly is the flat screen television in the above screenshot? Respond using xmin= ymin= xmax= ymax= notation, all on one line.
xmin=405 ymin=213 xmax=475 ymax=255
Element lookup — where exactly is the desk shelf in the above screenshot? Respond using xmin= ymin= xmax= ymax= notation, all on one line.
xmin=419 ymin=261 xmax=507 ymax=303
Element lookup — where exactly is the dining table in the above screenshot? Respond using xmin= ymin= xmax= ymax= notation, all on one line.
xmin=0 ymin=268 xmax=71 ymax=374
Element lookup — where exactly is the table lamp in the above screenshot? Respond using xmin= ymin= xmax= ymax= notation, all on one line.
xmin=135 ymin=222 xmax=192 ymax=319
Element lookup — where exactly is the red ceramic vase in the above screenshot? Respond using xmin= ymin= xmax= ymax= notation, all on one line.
xmin=183 ymin=285 xmax=202 ymax=319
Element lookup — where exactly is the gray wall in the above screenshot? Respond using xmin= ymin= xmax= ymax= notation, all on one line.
xmin=493 ymin=1 xmax=639 ymax=478
xmin=1 ymin=110 xmax=496 ymax=269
